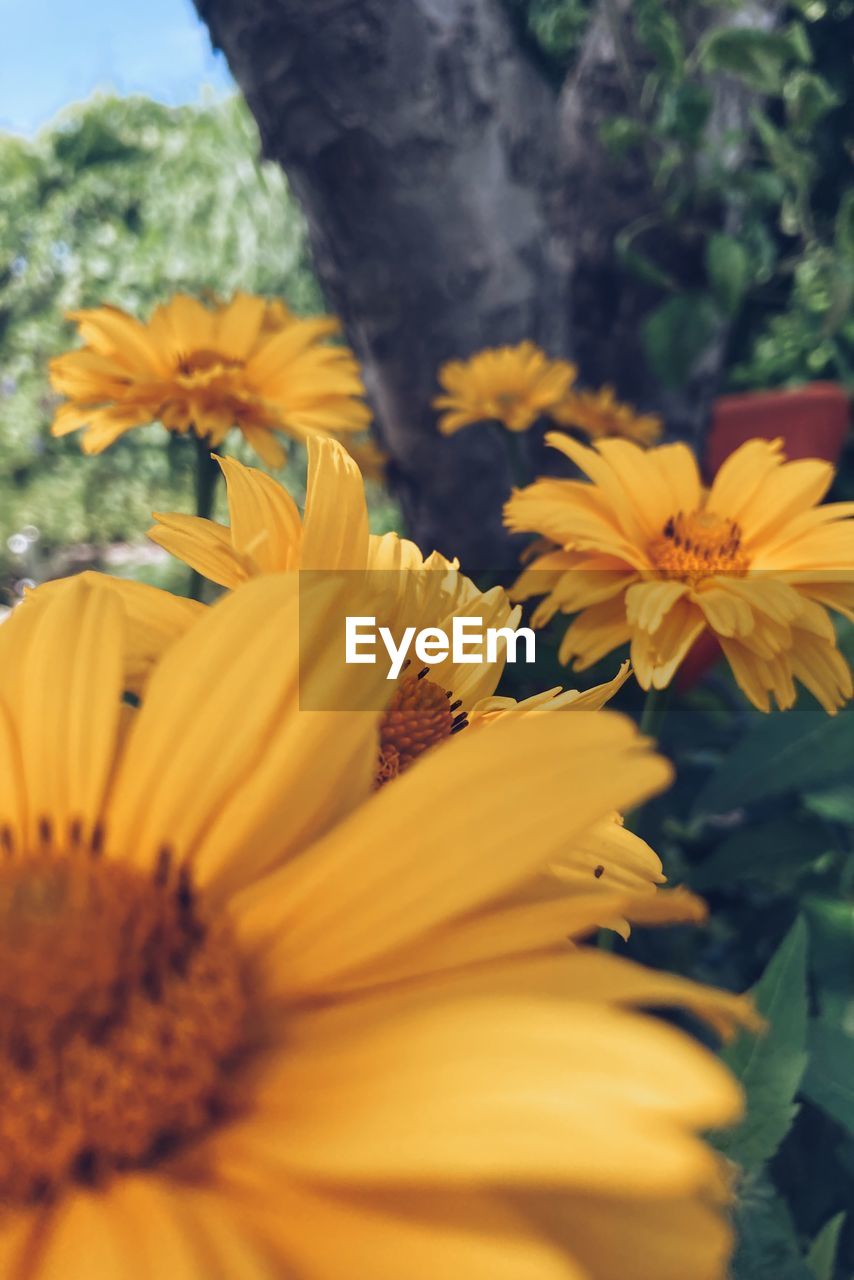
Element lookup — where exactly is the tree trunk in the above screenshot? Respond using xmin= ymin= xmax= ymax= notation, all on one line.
xmin=196 ymin=0 xmax=568 ymax=570
xmin=195 ymin=0 xmax=779 ymax=569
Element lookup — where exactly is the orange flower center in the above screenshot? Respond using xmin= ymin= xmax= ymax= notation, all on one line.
xmin=0 ymin=835 xmax=245 ymax=1203
xmin=376 ymin=670 xmax=467 ymax=786
xmin=176 ymin=348 xmax=243 ymax=377
xmin=648 ymin=510 xmax=749 ymax=580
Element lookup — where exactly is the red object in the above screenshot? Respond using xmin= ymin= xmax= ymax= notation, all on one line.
xmin=704 ymin=381 xmax=850 ymax=480
xmin=678 ymin=382 xmax=851 ymax=691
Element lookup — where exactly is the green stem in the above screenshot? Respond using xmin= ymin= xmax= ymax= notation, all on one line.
xmin=188 ymin=433 xmax=222 ymax=601
xmin=637 ymin=685 xmax=671 ymax=743
xmin=624 ymin=686 xmax=673 ymax=837
xmin=503 ymin=427 xmax=530 ymax=489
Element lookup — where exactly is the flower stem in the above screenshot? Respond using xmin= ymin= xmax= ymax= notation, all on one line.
xmin=502 ymin=427 xmax=530 ymax=489
xmin=637 ymin=685 xmax=671 ymax=743
xmin=188 ymin=433 xmax=221 ymax=601
xmin=624 ymin=686 xmax=672 ymax=837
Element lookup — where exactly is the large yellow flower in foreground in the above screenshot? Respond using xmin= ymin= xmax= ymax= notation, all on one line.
xmin=50 ymin=292 xmax=371 ymax=466
xmin=554 ymin=385 xmax=663 ymax=447
xmin=434 ymin=342 xmax=577 ymax=435
xmin=506 ymin=434 xmax=854 ymax=713
xmin=0 ymin=572 xmax=750 ymax=1278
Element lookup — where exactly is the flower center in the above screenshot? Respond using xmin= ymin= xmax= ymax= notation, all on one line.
xmin=648 ymin=510 xmax=749 ymax=581
xmin=0 ymin=835 xmax=246 ymax=1203
xmin=376 ymin=670 xmax=467 ymax=786
xmin=176 ymin=349 xmax=243 ymax=378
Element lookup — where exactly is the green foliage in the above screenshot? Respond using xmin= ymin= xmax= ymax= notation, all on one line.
xmin=731 ymin=1172 xmax=815 ymax=1280
xmin=642 ymin=293 xmax=720 ymax=387
xmin=716 ymin=918 xmax=809 ymax=1171
xmin=803 ymin=1023 xmax=854 ymax=1133
xmin=0 ymin=92 xmax=321 ymax=591
xmin=706 ymin=232 xmax=751 ymax=316
xmin=511 ymin=0 xmax=854 ymax=392
xmin=694 ymin=703 xmax=854 ymax=814
xmin=806 ymin=1214 xmax=846 ymax=1280
xmin=503 ymin=0 xmax=594 ymax=72
xmin=689 ymin=817 xmax=833 ymax=893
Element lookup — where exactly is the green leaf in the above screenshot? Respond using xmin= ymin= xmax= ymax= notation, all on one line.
xmin=806 ymin=1212 xmax=845 ymax=1280
xmin=753 ymin=110 xmax=817 ymax=194
xmin=598 ymin=116 xmax=646 ymax=161
xmin=784 ymin=71 xmax=840 ymax=133
xmin=803 ymin=786 xmax=854 ymax=825
xmin=804 ymin=896 xmax=854 ymax=1025
xmin=641 ymin=293 xmax=719 ymax=388
xmin=835 ymin=190 xmax=854 ymax=261
xmin=715 ymin=918 xmax=809 ymax=1171
xmin=782 ymin=20 xmax=814 ymax=68
xmin=803 ymin=1021 xmax=854 ymax=1133
xmin=731 ymin=1170 xmax=815 ymax=1280
xmin=636 ymin=7 xmax=684 ymax=76
xmin=657 ymin=83 xmax=712 ymax=145
xmin=699 ymin=28 xmax=806 ymax=94
xmin=615 ymin=220 xmax=677 ymax=291
xmin=690 ymin=817 xmax=831 ymax=893
xmin=693 ymin=706 xmax=854 ymax=816
xmin=706 ymin=232 xmax=750 ymax=316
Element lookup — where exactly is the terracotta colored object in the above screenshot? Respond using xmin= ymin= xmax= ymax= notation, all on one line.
xmin=678 ymin=382 xmax=851 ymax=691
xmin=704 ymin=381 xmax=850 ymax=480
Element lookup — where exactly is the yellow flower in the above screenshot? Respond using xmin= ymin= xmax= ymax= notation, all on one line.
xmin=0 ymin=572 xmax=748 ymax=1279
xmin=145 ymin=442 xmax=666 ymax=908
xmin=147 ymin=443 xmax=607 ymax=758
xmin=506 ymin=433 xmax=854 ymax=713
xmin=50 ymin=292 xmax=371 ymax=466
xmin=434 ymin=342 xmax=577 ymax=435
xmin=554 ymin=384 xmax=663 ymax=446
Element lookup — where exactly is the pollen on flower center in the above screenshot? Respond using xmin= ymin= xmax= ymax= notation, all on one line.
xmin=648 ymin=510 xmax=750 ymax=580
xmin=0 ymin=832 xmax=246 ymax=1203
xmin=376 ymin=669 xmax=468 ymax=786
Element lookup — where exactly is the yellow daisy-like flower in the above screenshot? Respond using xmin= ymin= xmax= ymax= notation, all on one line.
xmin=554 ymin=384 xmax=663 ymax=447
xmin=144 ymin=442 xmax=669 ymax=909
xmin=147 ymin=443 xmax=611 ymax=764
xmin=49 ymin=292 xmax=371 ymax=467
xmin=434 ymin=342 xmax=578 ymax=435
xmin=0 ymin=572 xmax=749 ymax=1279
xmin=506 ymin=433 xmax=854 ymax=713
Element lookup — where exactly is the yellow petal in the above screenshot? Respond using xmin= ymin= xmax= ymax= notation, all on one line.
xmin=301 ymin=436 xmax=370 ymax=571
xmin=99 ymin=1176 xmax=284 ymax=1280
xmin=214 ymin=292 xmax=267 ymax=362
xmin=107 ymin=574 xmax=383 ymax=895
xmin=239 ymin=424 xmax=287 ymax=469
xmin=148 ymin=513 xmax=249 ymax=589
xmin=237 ymin=710 xmax=671 ymax=994
xmin=222 ymin=1181 xmax=587 ymax=1280
xmin=235 ymin=998 xmax=741 ymax=1192
xmin=18 ymin=576 xmax=122 ymax=848
xmin=36 ymin=1190 xmax=141 ymax=1280
xmin=531 ymin=1189 xmax=733 ymax=1280
xmin=218 ymin=455 xmax=302 ymax=573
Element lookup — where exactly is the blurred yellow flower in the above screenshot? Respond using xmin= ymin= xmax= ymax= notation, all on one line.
xmin=50 ymin=292 xmax=371 ymax=466
xmin=0 ymin=572 xmax=748 ymax=1280
xmin=506 ymin=433 xmax=854 ymax=713
xmin=434 ymin=342 xmax=577 ymax=434
xmin=554 ymin=384 xmax=663 ymax=446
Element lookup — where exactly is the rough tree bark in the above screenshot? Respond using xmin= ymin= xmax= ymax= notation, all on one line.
xmin=195 ymin=0 xmax=775 ymax=569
